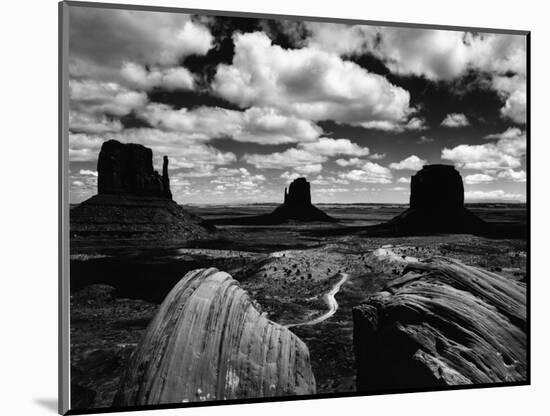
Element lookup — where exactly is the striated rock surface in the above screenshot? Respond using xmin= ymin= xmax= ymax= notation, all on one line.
xmin=386 ymin=165 xmax=488 ymax=235
xmin=71 ymin=140 xmax=215 ymax=245
xmin=353 ymin=253 xmax=526 ymax=391
xmin=114 ymin=268 xmax=316 ymax=405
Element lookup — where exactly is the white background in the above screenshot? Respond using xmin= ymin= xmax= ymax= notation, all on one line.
xmin=1 ymin=0 xmax=547 ymax=415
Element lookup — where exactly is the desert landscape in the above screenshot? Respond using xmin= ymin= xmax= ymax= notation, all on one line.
xmin=68 ymin=140 xmax=527 ymax=410
xmin=64 ymin=7 xmax=528 ymax=413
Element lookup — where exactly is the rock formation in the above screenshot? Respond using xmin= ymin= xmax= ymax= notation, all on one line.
xmin=213 ymin=177 xmax=335 ymax=225
xmin=114 ymin=268 xmax=316 ymax=405
xmin=386 ymin=165 xmax=488 ymax=235
xmin=97 ymin=140 xmax=172 ymax=199
xmin=70 ymin=140 xmax=215 ymax=245
xmin=353 ymin=253 xmax=526 ymax=391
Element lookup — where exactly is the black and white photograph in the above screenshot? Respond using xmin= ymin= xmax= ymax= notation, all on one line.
xmin=60 ymin=1 xmax=528 ymax=414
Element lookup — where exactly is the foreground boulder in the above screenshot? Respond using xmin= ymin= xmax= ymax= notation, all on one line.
xmin=353 ymin=253 xmax=526 ymax=391
xmin=114 ymin=268 xmax=316 ymax=405
xmin=214 ymin=177 xmax=335 ymax=225
xmin=71 ymin=140 xmax=214 ymax=244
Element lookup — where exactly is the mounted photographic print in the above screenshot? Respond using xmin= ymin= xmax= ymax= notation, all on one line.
xmin=59 ymin=1 xmax=530 ymax=414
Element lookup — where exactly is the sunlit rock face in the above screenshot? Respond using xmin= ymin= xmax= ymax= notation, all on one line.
xmin=97 ymin=139 xmax=172 ymax=199
xmin=114 ymin=268 xmax=316 ymax=405
xmin=353 ymin=255 xmax=527 ymax=391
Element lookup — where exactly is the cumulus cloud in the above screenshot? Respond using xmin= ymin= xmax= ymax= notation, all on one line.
xmin=335 ymin=158 xmax=365 ymax=167
xmin=212 ymin=31 xmax=414 ymax=128
xmin=304 ymin=24 xmax=526 ymax=122
xmin=442 ymin=128 xmax=526 ymax=170
xmin=69 ymin=129 xmax=236 ymax=169
xmin=397 ymin=177 xmax=411 ymax=184
xmin=464 ymin=173 xmax=495 ymax=184
xmin=140 ymin=104 xmax=322 ymax=145
xmin=389 ymin=155 xmax=426 ymax=170
xmin=338 ymin=162 xmax=392 ymax=184
xmin=79 ymin=169 xmax=98 ymax=177
xmin=493 ymin=75 xmax=526 ymax=124
xmin=120 ymin=62 xmax=196 ymax=91
xmin=69 ymin=8 xmax=213 ymax=75
xmin=299 ymin=138 xmax=370 ymax=157
xmin=70 ymin=79 xmax=148 ymax=117
xmin=441 ymin=113 xmax=470 ymax=128
xmin=245 ymin=137 xmax=372 ymax=171
xmin=465 ymin=190 xmax=524 ymax=201
xmin=245 ymin=148 xmax=325 ymax=170
xmin=69 ymin=111 xmax=123 ymax=134
xmin=306 ymin=24 xmax=526 ymax=80
xmin=497 ymin=168 xmax=526 ymax=182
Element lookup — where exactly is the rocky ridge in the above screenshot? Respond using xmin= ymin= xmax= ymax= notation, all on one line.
xmin=353 ymin=249 xmax=526 ymax=391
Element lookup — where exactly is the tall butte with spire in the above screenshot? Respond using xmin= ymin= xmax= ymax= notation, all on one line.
xmin=70 ymin=140 xmax=214 ymax=244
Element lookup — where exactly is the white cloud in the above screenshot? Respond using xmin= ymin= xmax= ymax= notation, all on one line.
xmin=79 ymin=169 xmax=98 ymax=177
xmin=69 ymin=129 xmax=236 ymax=169
xmin=69 ymin=8 xmax=213 ymax=71
xmin=245 ymin=148 xmax=325 ymax=170
xmin=70 ymin=79 xmax=147 ymax=117
xmin=306 ymin=25 xmax=526 ymax=80
xmin=304 ymin=24 xmax=526 ymax=123
xmin=295 ymin=164 xmax=323 ymax=175
xmin=212 ymin=31 xmax=413 ymax=127
xmin=120 ymin=62 xmax=195 ymax=91
xmin=389 ymin=186 xmax=407 ymax=191
xmin=299 ymin=138 xmax=370 ymax=157
xmin=338 ymin=162 xmax=392 ymax=184
xmin=140 ymin=104 xmax=322 ymax=145
xmin=493 ymin=75 xmax=526 ymax=124
xmin=335 ymin=158 xmax=365 ymax=167
xmin=442 ymin=128 xmax=526 ymax=170
xmin=310 ymin=175 xmax=349 ymax=185
xmin=281 ymin=171 xmax=300 ymax=182
xmin=397 ymin=177 xmax=411 ymax=184
xmin=245 ymin=137 xmax=372 ymax=171
xmin=465 ymin=190 xmax=524 ymax=201
xmin=441 ymin=113 xmax=470 ymax=128
xmin=497 ymin=169 xmax=526 ymax=182
xmin=369 ymin=153 xmax=386 ymax=160
xmin=69 ymin=111 xmax=123 ymax=134
xmin=389 ymin=155 xmax=426 ymax=170
xmin=464 ymin=173 xmax=495 ymax=184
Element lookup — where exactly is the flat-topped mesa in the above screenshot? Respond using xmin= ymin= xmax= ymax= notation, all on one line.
xmin=410 ymin=164 xmax=464 ymax=210
xmin=284 ymin=177 xmax=312 ymax=207
xmin=386 ymin=164 xmax=487 ymax=235
xmin=97 ymin=139 xmax=172 ymax=199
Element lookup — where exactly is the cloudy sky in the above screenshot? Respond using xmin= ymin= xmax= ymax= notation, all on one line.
xmin=67 ymin=5 xmax=527 ymax=204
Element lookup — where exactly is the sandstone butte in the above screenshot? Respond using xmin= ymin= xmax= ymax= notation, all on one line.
xmin=114 ymin=268 xmax=316 ymax=405
xmin=213 ymin=177 xmax=335 ymax=225
xmin=353 ymin=250 xmax=526 ymax=391
xmin=70 ymin=140 xmax=215 ymax=243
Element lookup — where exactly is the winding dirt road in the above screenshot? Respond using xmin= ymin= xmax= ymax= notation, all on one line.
xmin=287 ymin=273 xmax=350 ymax=328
